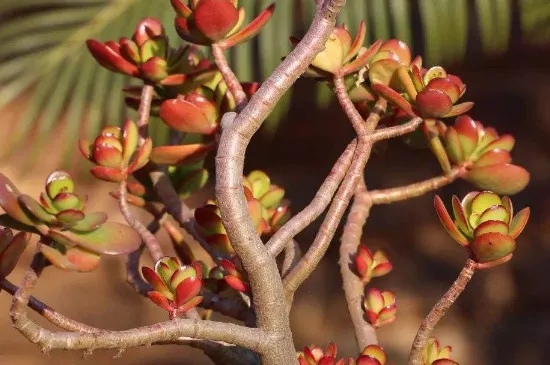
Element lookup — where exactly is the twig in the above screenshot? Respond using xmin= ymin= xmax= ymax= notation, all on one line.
xmin=339 ymin=178 xmax=378 ymax=350
xmin=281 ymin=239 xmax=302 ymax=278
xmin=137 ymin=83 xmax=154 ymax=139
xmin=408 ymin=259 xmax=477 ymax=365
xmin=1 ymin=279 xmax=100 ymax=333
xmin=215 ymin=2 xmax=346 ymax=364
xmin=9 ymin=253 xmax=267 ymax=353
xmin=368 ymin=167 xmax=462 ymax=205
xmin=282 ymin=95 xmax=387 ymax=296
xmin=212 ymin=44 xmax=247 ymax=111
xmin=266 ymin=139 xmax=357 ymax=256
xmin=119 ymin=180 xmax=164 ymax=262
xmin=369 ymin=117 xmax=423 ymax=142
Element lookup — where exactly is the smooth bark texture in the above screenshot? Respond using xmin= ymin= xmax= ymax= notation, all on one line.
xmin=339 ymin=179 xmax=378 ymax=350
xmin=119 ymin=179 xmax=164 ymax=262
xmin=282 ymin=85 xmax=386 ymax=296
xmin=9 ymin=253 xmax=266 ymax=354
xmin=137 ymin=83 xmax=154 ymax=139
xmin=408 ymin=259 xmax=476 ymax=365
xmin=266 ymin=140 xmax=357 ymax=257
xmin=212 ymin=44 xmax=247 ymax=110
xmin=215 ymin=2 xmax=346 ymax=364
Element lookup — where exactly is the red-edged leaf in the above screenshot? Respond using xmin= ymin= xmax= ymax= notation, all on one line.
xmin=177 ymin=295 xmax=203 ymax=313
xmin=224 ymin=275 xmax=249 ymax=293
xmin=465 ymin=164 xmax=530 ymax=195
xmin=170 ymin=0 xmax=192 ymax=17
xmin=474 ymin=220 xmax=509 ymax=236
xmin=415 ymin=89 xmax=453 ymax=118
xmin=471 ymin=232 xmax=516 ymax=263
xmin=159 ymin=98 xmax=217 ymax=135
xmin=345 ymin=20 xmax=367 ymax=63
xmin=150 ymin=143 xmax=213 ymax=165
xmin=219 ymin=3 xmax=276 ymax=49
xmin=40 ymin=245 xmax=101 ymax=272
xmin=356 ymin=356 xmax=382 ymax=365
xmin=442 ymin=101 xmax=474 ymax=118
xmin=371 ymin=262 xmax=392 ymax=277
xmin=175 ymin=277 xmax=202 ymax=306
xmin=508 ymin=207 xmax=530 ymax=239
xmin=361 ymin=345 xmax=386 ymax=365
xmin=340 ymin=39 xmax=383 ymax=76
xmin=194 ymin=0 xmax=240 ymax=42
xmin=147 ymin=291 xmax=174 ymax=312
xmin=142 ymin=266 xmax=172 ymax=299
xmin=0 ymin=173 xmax=36 ymax=226
xmin=86 ymin=39 xmax=138 ymax=76
xmin=90 ymin=166 xmax=125 ymax=183
xmin=474 ymin=149 xmax=511 ymax=167
xmin=434 ymin=196 xmax=469 ymax=246
xmin=371 ymin=83 xmax=415 ymax=117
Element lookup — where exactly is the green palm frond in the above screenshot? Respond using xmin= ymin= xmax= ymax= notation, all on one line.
xmin=0 ymin=0 xmax=549 ymax=165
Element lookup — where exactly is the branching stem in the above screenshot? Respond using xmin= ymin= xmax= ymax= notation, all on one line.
xmin=212 ymin=44 xmax=247 ymax=111
xmin=408 ymin=259 xmax=477 ymax=365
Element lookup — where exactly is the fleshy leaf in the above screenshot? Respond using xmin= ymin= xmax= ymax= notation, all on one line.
xmin=508 ymin=207 xmax=530 ymax=239
xmin=0 ymin=232 xmax=30 ymax=278
xmin=40 ymin=245 xmax=101 ymax=272
xmin=70 ymin=212 xmax=108 ymax=232
xmin=471 ymin=232 xmax=516 ymax=262
xmin=48 ymin=222 xmax=141 ymax=255
xmin=465 ymin=164 xmax=530 ymax=195
xmin=0 ymin=173 xmax=36 ymax=226
xmin=219 ymin=3 xmax=276 ymax=49
xmin=434 ymin=196 xmax=469 ymax=246
xmin=150 ymin=143 xmax=213 ymax=165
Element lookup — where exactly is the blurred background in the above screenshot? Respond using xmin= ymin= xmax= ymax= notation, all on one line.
xmin=0 ymin=0 xmax=549 ymax=364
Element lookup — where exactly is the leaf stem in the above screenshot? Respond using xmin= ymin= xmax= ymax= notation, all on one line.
xmin=118 ymin=179 xmax=164 ymax=262
xmin=212 ymin=44 xmax=247 ymax=111
xmin=408 ymin=259 xmax=477 ymax=365
xmin=137 ymin=83 xmax=154 ymax=139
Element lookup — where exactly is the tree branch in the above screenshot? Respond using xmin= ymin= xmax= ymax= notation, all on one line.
xmin=212 ymin=44 xmax=247 ymax=110
xmin=282 ymin=93 xmax=387 ymax=296
xmin=281 ymin=239 xmax=302 ymax=278
xmin=1 ymin=279 xmax=101 ymax=333
xmin=368 ymin=167 xmax=462 ymax=205
xmin=9 ymin=254 xmax=267 ymax=353
xmin=215 ymin=2 xmax=346 ymax=364
xmin=408 ymin=259 xmax=476 ymax=365
xmin=266 ymin=139 xmax=357 ymax=256
xmin=119 ymin=179 xmax=164 ymax=262
xmin=369 ymin=117 xmax=423 ymax=142
xmin=137 ymin=83 xmax=154 ymax=139
xmin=339 ymin=178 xmax=378 ymax=350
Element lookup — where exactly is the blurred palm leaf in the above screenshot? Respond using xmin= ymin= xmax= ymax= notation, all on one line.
xmin=0 ymin=0 xmax=549 ymax=164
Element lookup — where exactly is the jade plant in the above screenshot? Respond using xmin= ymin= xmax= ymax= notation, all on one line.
xmin=0 ymin=2 xmax=532 ymax=365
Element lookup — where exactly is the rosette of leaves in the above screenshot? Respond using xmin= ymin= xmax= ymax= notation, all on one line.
xmin=0 ymin=171 xmax=141 ymax=272
xmin=423 ymin=338 xmax=458 ymax=365
xmin=356 ymin=345 xmax=388 ymax=365
xmin=141 ymin=256 xmax=203 ymax=317
xmin=439 ymin=115 xmax=529 ymax=195
xmin=434 ymin=191 xmax=530 ymax=266
xmin=0 ymin=228 xmax=30 ymax=279
xmin=194 ymin=170 xmax=289 ymax=256
xmin=291 ymin=21 xmax=382 ymax=79
xmin=87 ymin=18 xmax=200 ymax=85
xmin=79 ymin=120 xmax=152 ymax=183
xmin=298 ymin=343 xmax=338 ymax=365
xmin=372 ymin=59 xmax=473 ymax=119
xmin=354 ymin=245 xmax=392 ymax=284
xmin=172 ymin=0 xmax=276 ymax=49
xmin=363 ymin=288 xmax=397 ymax=328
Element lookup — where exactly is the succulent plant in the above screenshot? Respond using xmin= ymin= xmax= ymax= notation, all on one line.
xmin=363 ymin=288 xmax=397 ymax=328
xmin=372 ymin=62 xmax=473 ymax=120
xmin=356 ymin=345 xmax=388 ymax=365
xmin=87 ymin=18 xmax=202 ymax=84
xmin=354 ymin=245 xmax=392 ymax=284
xmin=142 ymin=256 xmax=203 ymax=317
xmin=440 ymin=116 xmax=529 ymax=195
xmin=368 ymin=39 xmax=416 ymax=89
xmin=168 ymin=163 xmax=209 ymax=199
xmin=292 ymin=22 xmax=382 ymax=78
xmin=160 ymin=93 xmax=220 ymax=135
xmin=434 ymin=191 xmax=529 ymax=265
xmin=0 ymin=228 xmax=30 ymax=279
xmin=194 ymin=170 xmax=290 ymax=256
xmin=0 ymin=171 xmax=141 ymax=272
xmin=172 ymin=0 xmax=275 ymax=49
xmin=422 ymin=338 xmax=458 ymax=365
xmin=79 ymin=120 xmax=152 ymax=183
xmin=298 ymin=343 xmax=339 ymax=365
